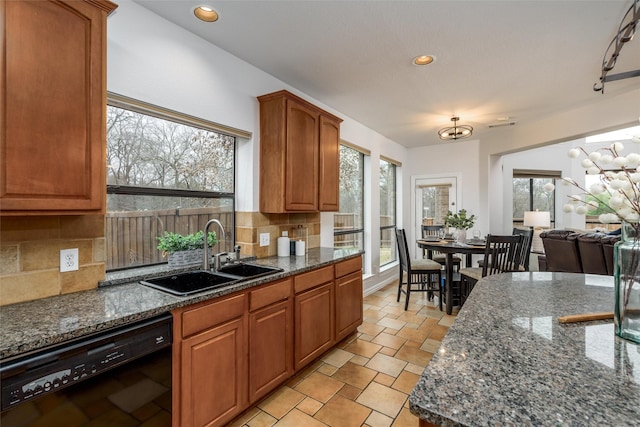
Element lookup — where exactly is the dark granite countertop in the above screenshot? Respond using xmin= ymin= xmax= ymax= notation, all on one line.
xmin=409 ymin=272 xmax=640 ymax=426
xmin=0 ymin=248 xmax=362 ymax=360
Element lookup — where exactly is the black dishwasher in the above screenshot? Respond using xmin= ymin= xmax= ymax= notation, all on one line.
xmin=0 ymin=313 xmax=172 ymax=426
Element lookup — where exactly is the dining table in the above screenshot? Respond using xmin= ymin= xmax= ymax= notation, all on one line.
xmin=416 ymin=239 xmax=487 ymax=315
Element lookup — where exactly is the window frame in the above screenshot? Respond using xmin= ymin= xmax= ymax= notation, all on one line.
xmin=334 ymin=144 xmax=366 ymax=253
xmin=105 ymin=94 xmax=238 ymax=272
xmin=512 ymin=171 xmax=558 ymax=228
xmin=379 ymin=158 xmax=398 ymax=267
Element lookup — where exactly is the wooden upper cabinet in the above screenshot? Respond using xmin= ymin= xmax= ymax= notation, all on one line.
xmin=318 ymin=115 xmax=341 ymax=211
xmin=0 ymin=0 xmax=117 ymax=215
xmin=258 ymin=90 xmax=342 ymax=213
xmin=285 ymin=100 xmax=319 ymax=211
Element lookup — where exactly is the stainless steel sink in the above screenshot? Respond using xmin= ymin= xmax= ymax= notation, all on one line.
xmin=140 ymin=263 xmax=283 ymax=296
xmin=216 ymin=263 xmax=283 ymax=279
xmin=140 ymin=271 xmax=240 ymax=296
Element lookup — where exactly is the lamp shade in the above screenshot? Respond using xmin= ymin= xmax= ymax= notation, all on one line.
xmin=523 ymin=211 xmax=550 ymax=228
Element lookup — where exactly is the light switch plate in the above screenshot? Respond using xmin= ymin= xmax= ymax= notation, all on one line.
xmin=60 ymin=248 xmax=79 ymax=272
xmin=259 ymin=233 xmax=270 ymax=247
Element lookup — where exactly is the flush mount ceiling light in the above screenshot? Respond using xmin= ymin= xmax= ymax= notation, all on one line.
xmin=438 ymin=116 xmax=473 ymax=141
xmin=413 ymin=55 xmax=435 ymax=66
xmin=194 ymin=5 xmax=218 ymax=22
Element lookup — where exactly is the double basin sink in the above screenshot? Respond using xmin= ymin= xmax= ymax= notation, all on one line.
xmin=140 ymin=263 xmax=283 ymax=296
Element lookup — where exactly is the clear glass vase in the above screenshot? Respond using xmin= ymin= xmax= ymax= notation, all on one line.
xmin=455 ymin=228 xmax=467 ymax=244
xmin=614 ymin=222 xmax=640 ymax=344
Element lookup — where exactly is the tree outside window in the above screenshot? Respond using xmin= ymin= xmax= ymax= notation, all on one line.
xmin=106 ymin=101 xmax=235 ymax=270
xmin=334 ymin=145 xmax=364 ymax=251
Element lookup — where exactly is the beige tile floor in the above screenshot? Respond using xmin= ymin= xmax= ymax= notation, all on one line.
xmin=228 ymin=281 xmax=457 ymax=427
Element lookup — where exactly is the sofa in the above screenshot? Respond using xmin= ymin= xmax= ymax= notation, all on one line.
xmin=538 ymin=229 xmax=620 ymax=275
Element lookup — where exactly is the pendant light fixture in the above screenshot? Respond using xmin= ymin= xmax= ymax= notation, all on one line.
xmin=438 ymin=116 xmax=473 ymax=141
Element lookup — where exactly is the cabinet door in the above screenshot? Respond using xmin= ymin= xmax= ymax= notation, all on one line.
xmin=318 ymin=115 xmax=341 ymax=211
xmin=285 ymin=100 xmax=319 ymax=211
xmin=180 ymin=317 xmax=247 ymax=427
xmin=249 ymin=299 xmax=292 ymax=402
xmin=335 ymin=271 xmax=364 ymax=341
xmin=294 ymin=282 xmax=334 ymax=370
xmin=0 ymin=0 xmax=114 ymax=214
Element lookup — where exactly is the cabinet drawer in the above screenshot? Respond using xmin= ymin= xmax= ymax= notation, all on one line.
xmin=250 ymin=278 xmax=292 ymax=311
xmin=335 ymin=256 xmax=362 ymax=278
xmin=294 ymin=266 xmax=333 ymax=294
xmin=182 ymin=293 xmax=246 ymax=338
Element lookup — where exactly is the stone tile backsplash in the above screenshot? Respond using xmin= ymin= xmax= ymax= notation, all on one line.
xmin=235 ymin=211 xmax=320 ymax=258
xmin=0 ymin=215 xmax=105 ymax=306
xmin=0 ymin=212 xmax=321 ymax=306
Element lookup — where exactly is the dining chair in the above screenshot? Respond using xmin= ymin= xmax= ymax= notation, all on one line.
xmin=513 ymin=227 xmax=534 ymax=271
xmin=459 ymin=234 xmax=523 ymax=305
xmin=396 ymin=228 xmax=443 ymax=311
xmin=478 ymin=227 xmax=533 ymax=271
xmin=421 ymin=225 xmax=462 ymax=270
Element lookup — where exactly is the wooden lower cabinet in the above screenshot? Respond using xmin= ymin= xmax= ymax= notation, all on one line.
xmin=335 ymin=270 xmax=364 ymax=341
xmin=180 ymin=317 xmax=246 ymax=427
xmin=173 ymin=256 xmax=363 ymax=426
xmin=173 ymin=293 xmax=247 ymax=427
xmin=248 ymin=279 xmax=293 ymax=402
xmin=294 ymin=282 xmax=335 ymax=370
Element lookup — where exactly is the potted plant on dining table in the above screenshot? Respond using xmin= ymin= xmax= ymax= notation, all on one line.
xmin=444 ymin=209 xmax=476 ymax=243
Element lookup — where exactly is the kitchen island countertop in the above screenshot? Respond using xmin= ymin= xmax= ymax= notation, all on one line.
xmin=409 ymin=272 xmax=640 ymax=426
xmin=0 ymin=247 xmax=362 ymax=360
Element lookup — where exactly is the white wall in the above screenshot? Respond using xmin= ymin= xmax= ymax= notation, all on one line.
xmin=404 ymin=140 xmax=481 ymax=256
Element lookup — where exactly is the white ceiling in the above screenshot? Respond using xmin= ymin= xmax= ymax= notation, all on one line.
xmin=134 ymin=0 xmax=640 ymax=148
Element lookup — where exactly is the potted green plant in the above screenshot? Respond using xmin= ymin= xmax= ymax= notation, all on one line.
xmin=444 ymin=209 xmax=476 ymax=243
xmin=157 ymin=231 xmax=218 ymax=267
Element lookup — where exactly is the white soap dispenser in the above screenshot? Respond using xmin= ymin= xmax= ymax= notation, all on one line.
xmin=277 ymin=231 xmax=290 ymax=257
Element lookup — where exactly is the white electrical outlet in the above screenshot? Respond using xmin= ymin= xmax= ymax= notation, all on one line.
xmin=259 ymin=233 xmax=270 ymax=247
xmin=60 ymin=248 xmax=79 ymax=272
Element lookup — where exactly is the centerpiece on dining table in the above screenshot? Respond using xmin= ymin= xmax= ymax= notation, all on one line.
xmin=444 ymin=209 xmax=476 ymax=244
xmin=546 ymin=129 xmax=640 ymax=344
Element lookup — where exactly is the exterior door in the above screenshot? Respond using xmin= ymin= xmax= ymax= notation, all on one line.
xmin=412 ymin=175 xmax=460 ymax=258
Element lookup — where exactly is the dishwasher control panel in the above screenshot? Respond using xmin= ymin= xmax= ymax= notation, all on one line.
xmin=1 ymin=313 xmax=172 ymax=411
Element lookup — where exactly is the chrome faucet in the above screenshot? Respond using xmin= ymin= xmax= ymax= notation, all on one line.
xmin=203 ymin=219 xmax=226 ymax=271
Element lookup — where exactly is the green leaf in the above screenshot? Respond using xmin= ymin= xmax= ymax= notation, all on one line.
xmin=157 ymin=231 xmax=219 ymax=253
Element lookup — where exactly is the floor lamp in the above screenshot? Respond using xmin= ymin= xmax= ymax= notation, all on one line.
xmin=524 ymin=210 xmax=551 ymax=253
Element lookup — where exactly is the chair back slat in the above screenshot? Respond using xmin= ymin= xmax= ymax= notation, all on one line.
xmin=422 ymin=225 xmax=444 ymax=238
xmin=513 ymin=227 xmax=534 ymax=270
xmin=421 ymin=225 xmax=448 ymax=259
xmin=395 ymin=228 xmax=411 ymax=274
xmin=481 ymin=234 xmax=523 ymax=276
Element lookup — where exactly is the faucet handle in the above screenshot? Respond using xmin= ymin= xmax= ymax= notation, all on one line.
xmin=213 ymin=252 xmax=228 ymax=271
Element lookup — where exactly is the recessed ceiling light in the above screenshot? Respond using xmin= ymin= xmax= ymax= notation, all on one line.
xmin=194 ymin=5 xmax=218 ymax=22
xmin=413 ymin=55 xmax=435 ymax=66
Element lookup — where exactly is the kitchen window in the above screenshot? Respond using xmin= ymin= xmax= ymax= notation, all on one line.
xmin=334 ymin=144 xmax=365 ymax=252
xmin=106 ymin=94 xmax=238 ymax=271
xmin=380 ymin=158 xmax=398 ymax=266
